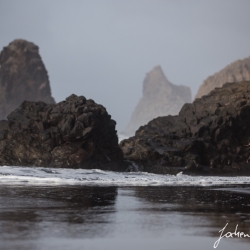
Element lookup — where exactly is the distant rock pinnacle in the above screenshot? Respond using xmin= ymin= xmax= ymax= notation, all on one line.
xmin=0 ymin=39 xmax=55 ymax=119
xmin=123 ymin=65 xmax=192 ymax=136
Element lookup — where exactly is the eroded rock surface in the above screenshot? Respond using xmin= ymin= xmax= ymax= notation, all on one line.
xmin=120 ymin=81 xmax=250 ymax=174
xmin=0 ymin=39 xmax=55 ymax=119
xmin=0 ymin=94 xmax=124 ymax=170
xmin=123 ymin=66 xmax=191 ymax=136
xmin=195 ymin=56 xmax=250 ymax=99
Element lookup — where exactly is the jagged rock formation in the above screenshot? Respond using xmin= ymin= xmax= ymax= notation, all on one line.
xmin=195 ymin=56 xmax=250 ymax=99
xmin=123 ymin=66 xmax=191 ymax=136
xmin=120 ymin=81 xmax=250 ymax=175
xmin=0 ymin=39 xmax=55 ymax=119
xmin=0 ymin=94 xmax=125 ymax=170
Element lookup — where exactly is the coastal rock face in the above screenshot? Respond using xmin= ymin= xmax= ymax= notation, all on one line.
xmin=0 ymin=94 xmax=124 ymax=170
xmin=195 ymin=56 xmax=250 ymax=99
xmin=123 ymin=66 xmax=191 ymax=136
xmin=0 ymin=39 xmax=55 ymax=119
xmin=120 ymin=81 xmax=250 ymax=174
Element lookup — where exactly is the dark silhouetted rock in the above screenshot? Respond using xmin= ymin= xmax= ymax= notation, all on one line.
xmin=0 ymin=94 xmax=125 ymax=170
xmin=0 ymin=39 xmax=55 ymax=119
xmin=123 ymin=65 xmax=191 ymax=136
xmin=195 ymin=56 xmax=250 ymax=99
xmin=120 ymin=81 xmax=250 ymax=175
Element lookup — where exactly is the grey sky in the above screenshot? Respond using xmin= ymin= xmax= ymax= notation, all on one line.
xmin=0 ymin=0 xmax=250 ymax=131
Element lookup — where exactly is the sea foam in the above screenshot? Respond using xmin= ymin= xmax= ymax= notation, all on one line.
xmin=1 ymin=166 xmax=250 ymax=187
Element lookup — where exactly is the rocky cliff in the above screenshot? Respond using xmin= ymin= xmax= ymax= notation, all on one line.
xmin=120 ymin=81 xmax=250 ymax=175
xmin=0 ymin=94 xmax=125 ymax=170
xmin=123 ymin=66 xmax=191 ymax=136
xmin=195 ymin=56 xmax=250 ymax=99
xmin=0 ymin=39 xmax=55 ymax=119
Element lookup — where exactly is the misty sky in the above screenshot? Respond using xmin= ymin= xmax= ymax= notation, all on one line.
xmin=0 ymin=0 xmax=250 ymax=131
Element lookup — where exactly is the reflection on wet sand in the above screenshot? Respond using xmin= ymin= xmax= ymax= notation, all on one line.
xmin=0 ymin=186 xmax=117 ymax=242
xmin=133 ymin=186 xmax=250 ymax=237
xmin=0 ymin=185 xmax=250 ymax=250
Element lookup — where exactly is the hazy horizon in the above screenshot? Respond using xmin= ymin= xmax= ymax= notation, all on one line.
xmin=1 ymin=0 xmax=250 ymax=131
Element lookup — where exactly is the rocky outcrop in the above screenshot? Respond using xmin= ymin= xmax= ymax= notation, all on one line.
xmin=195 ymin=56 xmax=250 ymax=99
xmin=0 ymin=94 xmax=125 ymax=170
xmin=123 ymin=66 xmax=192 ymax=136
xmin=120 ymin=81 xmax=250 ymax=174
xmin=0 ymin=39 xmax=55 ymax=119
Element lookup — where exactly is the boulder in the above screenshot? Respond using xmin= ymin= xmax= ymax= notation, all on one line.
xmin=195 ymin=56 xmax=250 ymax=99
xmin=120 ymin=81 xmax=250 ymax=174
xmin=0 ymin=39 xmax=55 ymax=119
xmin=0 ymin=94 xmax=125 ymax=170
xmin=123 ymin=65 xmax=191 ymax=136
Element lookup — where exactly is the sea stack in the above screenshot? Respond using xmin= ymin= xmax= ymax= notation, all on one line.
xmin=123 ymin=65 xmax=191 ymax=136
xmin=195 ymin=56 xmax=250 ymax=99
xmin=0 ymin=39 xmax=55 ymax=119
xmin=0 ymin=94 xmax=125 ymax=170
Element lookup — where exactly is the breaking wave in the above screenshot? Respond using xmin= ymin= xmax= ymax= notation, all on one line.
xmin=0 ymin=166 xmax=250 ymax=187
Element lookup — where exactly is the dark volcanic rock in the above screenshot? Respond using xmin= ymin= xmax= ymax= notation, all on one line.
xmin=0 ymin=39 xmax=55 ymax=119
xmin=123 ymin=66 xmax=191 ymax=136
xmin=120 ymin=81 xmax=250 ymax=174
xmin=0 ymin=94 xmax=124 ymax=170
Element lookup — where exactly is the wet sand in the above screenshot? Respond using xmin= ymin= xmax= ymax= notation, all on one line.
xmin=0 ymin=185 xmax=250 ymax=250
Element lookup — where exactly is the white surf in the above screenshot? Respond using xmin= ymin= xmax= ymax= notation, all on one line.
xmin=1 ymin=165 xmax=250 ymax=187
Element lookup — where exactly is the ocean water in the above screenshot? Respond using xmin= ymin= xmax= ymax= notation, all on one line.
xmin=0 ymin=165 xmax=250 ymax=250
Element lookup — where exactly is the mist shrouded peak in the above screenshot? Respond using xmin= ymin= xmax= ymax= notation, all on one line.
xmin=123 ymin=65 xmax=192 ymax=136
xmin=143 ymin=65 xmax=172 ymax=98
xmin=195 ymin=56 xmax=250 ymax=99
